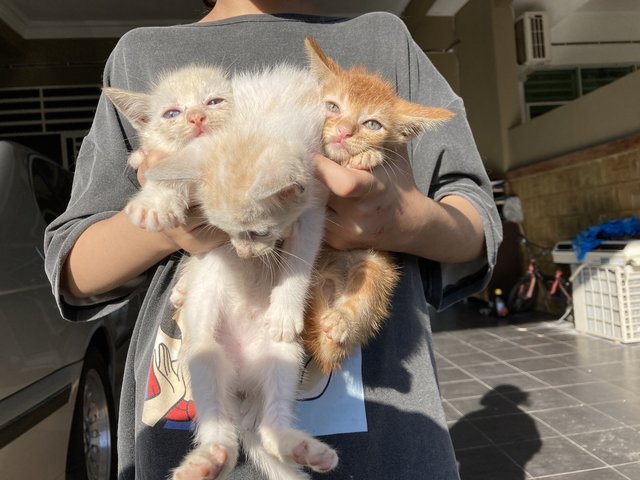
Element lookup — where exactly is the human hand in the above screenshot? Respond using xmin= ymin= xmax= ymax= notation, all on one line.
xmin=313 ymin=146 xmax=431 ymax=253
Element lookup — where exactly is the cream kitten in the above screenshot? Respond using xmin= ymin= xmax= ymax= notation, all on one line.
xmin=302 ymin=37 xmax=455 ymax=373
xmin=147 ymin=64 xmax=338 ymax=480
xmin=103 ymin=65 xmax=232 ymax=231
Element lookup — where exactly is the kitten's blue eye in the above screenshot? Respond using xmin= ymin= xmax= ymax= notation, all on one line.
xmin=325 ymin=102 xmax=340 ymax=113
xmin=207 ymin=97 xmax=225 ymax=106
xmin=162 ymin=109 xmax=182 ymax=119
xmin=363 ymin=120 xmax=382 ymax=130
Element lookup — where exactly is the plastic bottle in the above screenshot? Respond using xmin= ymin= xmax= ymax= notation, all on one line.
xmin=494 ymin=288 xmax=509 ymax=317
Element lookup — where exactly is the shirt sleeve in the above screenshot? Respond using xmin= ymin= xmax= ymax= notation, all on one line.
xmin=399 ymin=27 xmax=503 ymax=310
xmin=43 ymin=39 xmax=147 ymax=322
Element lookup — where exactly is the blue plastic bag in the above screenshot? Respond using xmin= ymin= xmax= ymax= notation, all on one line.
xmin=572 ymin=216 xmax=640 ymax=261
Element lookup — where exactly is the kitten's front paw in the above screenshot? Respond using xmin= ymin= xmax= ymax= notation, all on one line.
xmin=264 ymin=308 xmax=303 ymax=343
xmin=172 ymin=444 xmax=232 ymax=480
xmin=125 ymin=194 xmax=186 ymax=231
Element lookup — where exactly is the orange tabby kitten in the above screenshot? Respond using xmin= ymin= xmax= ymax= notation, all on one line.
xmin=302 ymin=37 xmax=455 ymax=373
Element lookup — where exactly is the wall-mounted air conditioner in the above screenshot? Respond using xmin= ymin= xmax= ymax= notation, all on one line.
xmin=515 ymin=12 xmax=551 ymax=66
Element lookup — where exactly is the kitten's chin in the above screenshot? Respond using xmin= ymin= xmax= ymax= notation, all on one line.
xmin=324 ymin=143 xmax=351 ymax=164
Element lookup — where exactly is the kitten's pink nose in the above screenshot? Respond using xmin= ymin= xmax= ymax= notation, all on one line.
xmin=188 ymin=112 xmax=206 ymax=126
xmin=336 ymin=123 xmax=353 ymax=142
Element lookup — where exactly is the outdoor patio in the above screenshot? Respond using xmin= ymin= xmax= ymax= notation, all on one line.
xmin=433 ymin=302 xmax=640 ymax=480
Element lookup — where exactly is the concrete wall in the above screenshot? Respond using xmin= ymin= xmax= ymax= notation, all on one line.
xmin=509 ymin=71 xmax=640 ymax=169
xmin=454 ymin=0 xmax=521 ymax=176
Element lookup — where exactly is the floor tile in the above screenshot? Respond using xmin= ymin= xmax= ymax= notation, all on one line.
xmin=592 ymin=401 xmax=640 ymax=427
xmin=435 ymin=342 xmax=479 ymax=356
xmin=569 ymin=427 xmax=640 ymax=465
xmin=461 ymin=362 xmax=521 ymax=379
xmin=448 ymin=392 xmax=518 ymax=418
xmin=533 ymin=405 xmax=624 ymax=435
xmin=615 ymin=461 xmax=640 ymax=479
xmin=442 ymin=400 xmax=462 ymax=421
xmin=483 ymin=374 xmax=549 ymax=392
xmin=559 ymin=382 xmax=640 ymax=405
xmin=501 ymin=437 xmax=605 ymax=477
xmin=440 ymin=379 xmax=490 ymax=400
xmin=529 ymin=367 xmax=598 ymax=387
xmin=577 ymin=362 xmax=640 ymax=381
xmin=502 ymin=387 xmax=582 ymax=412
xmin=508 ymin=356 xmax=568 ymax=372
xmin=532 ymin=467 xmax=627 ymax=479
xmin=467 ymin=412 xmax=558 ymax=445
xmin=454 ymin=445 xmax=526 ymax=480
xmin=446 ymin=351 xmax=498 ymax=367
xmin=448 ymin=420 xmax=493 ymax=450
xmin=437 ymin=366 xmax=473 ymax=383
xmin=529 ymin=343 xmax=577 ymax=356
xmin=489 ymin=346 xmax=541 ymax=361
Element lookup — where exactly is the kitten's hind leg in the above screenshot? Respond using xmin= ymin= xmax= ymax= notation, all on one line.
xmin=176 ymin=300 xmax=239 ymax=479
xmin=253 ymin=340 xmax=338 ymax=474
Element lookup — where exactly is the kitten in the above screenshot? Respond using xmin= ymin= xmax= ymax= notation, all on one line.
xmin=302 ymin=37 xmax=455 ymax=373
xmin=102 ymin=65 xmax=232 ymax=231
xmin=147 ymin=64 xmax=338 ymax=480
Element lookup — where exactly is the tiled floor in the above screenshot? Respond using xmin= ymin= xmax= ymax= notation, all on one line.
xmin=432 ymin=301 xmax=640 ymax=480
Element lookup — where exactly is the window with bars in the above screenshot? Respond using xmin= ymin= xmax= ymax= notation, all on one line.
xmin=523 ymin=65 xmax=637 ymax=120
xmin=0 ymin=85 xmax=100 ymax=168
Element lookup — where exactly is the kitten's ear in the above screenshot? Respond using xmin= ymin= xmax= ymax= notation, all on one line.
xmin=102 ymin=86 xmax=151 ymax=130
xmin=396 ymin=99 xmax=455 ymax=139
xmin=250 ymin=170 xmax=306 ymax=203
xmin=304 ymin=36 xmax=341 ymax=81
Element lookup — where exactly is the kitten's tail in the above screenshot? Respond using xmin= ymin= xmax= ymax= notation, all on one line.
xmin=242 ymin=430 xmax=311 ymax=480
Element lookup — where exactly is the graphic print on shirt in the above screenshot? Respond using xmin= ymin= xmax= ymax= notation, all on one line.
xmin=141 ymin=313 xmax=368 ymax=434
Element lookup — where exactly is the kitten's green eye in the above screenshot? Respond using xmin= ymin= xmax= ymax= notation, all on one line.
xmin=207 ymin=98 xmax=225 ymax=106
xmin=363 ymin=119 xmax=382 ymax=131
xmin=249 ymin=230 xmax=270 ymax=238
xmin=325 ymin=102 xmax=340 ymax=114
xmin=162 ymin=109 xmax=182 ymax=119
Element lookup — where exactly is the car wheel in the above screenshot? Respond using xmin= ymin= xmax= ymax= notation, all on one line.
xmin=67 ymin=347 xmax=116 ymax=480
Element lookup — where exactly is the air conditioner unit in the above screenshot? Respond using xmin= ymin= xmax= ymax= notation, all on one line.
xmin=515 ymin=12 xmax=551 ymax=66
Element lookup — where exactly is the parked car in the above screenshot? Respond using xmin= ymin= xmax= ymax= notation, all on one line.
xmin=0 ymin=141 xmax=142 ymax=480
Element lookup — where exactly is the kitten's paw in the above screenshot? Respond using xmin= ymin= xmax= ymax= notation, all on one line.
xmin=320 ymin=308 xmax=352 ymax=345
xmin=170 ymin=277 xmax=187 ymax=308
xmin=291 ymin=438 xmax=339 ymax=473
xmin=264 ymin=307 xmax=303 ymax=343
xmin=172 ymin=444 xmax=232 ymax=480
xmin=125 ymin=195 xmax=186 ymax=231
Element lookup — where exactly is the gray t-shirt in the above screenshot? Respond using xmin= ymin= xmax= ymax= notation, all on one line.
xmin=44 ymin=12 xmax=501 ymax=480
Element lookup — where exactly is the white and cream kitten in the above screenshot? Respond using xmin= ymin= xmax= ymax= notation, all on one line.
xmin=103 ymin=65 xmax=232 ymax=231
xmin=147 ymin=64 xmax=338 ymax=480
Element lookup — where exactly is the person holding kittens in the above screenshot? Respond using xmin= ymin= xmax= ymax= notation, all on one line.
xmin=44 ymin=1 xmax=502 ymax=479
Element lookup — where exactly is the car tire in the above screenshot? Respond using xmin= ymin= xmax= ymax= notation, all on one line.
xmin=66 ymin=347 xmax=117 ymax=480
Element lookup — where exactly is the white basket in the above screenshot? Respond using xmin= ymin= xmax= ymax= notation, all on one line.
xmin=572 ymin=264 xmax=640 ymax=343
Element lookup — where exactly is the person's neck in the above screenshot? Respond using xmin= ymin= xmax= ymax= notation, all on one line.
xmin=199 ymin=0 xmax=320 ymax=23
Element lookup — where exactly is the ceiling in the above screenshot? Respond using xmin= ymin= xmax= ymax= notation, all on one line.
xmin=1 ymin=0 xmax=639 ymax=41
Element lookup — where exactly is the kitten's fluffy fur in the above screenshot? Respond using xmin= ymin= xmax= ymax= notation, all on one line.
xmin=302 ymin=37 xmax=455 ymax=373
xmin=103 ymin=65 xmax=232 ymax=231
xmin=147 ymin=65 xmax=338 ymax=480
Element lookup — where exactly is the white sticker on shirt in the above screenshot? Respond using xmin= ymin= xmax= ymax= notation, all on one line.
xmin=294 ymin=348 xmax=368 ymax=436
